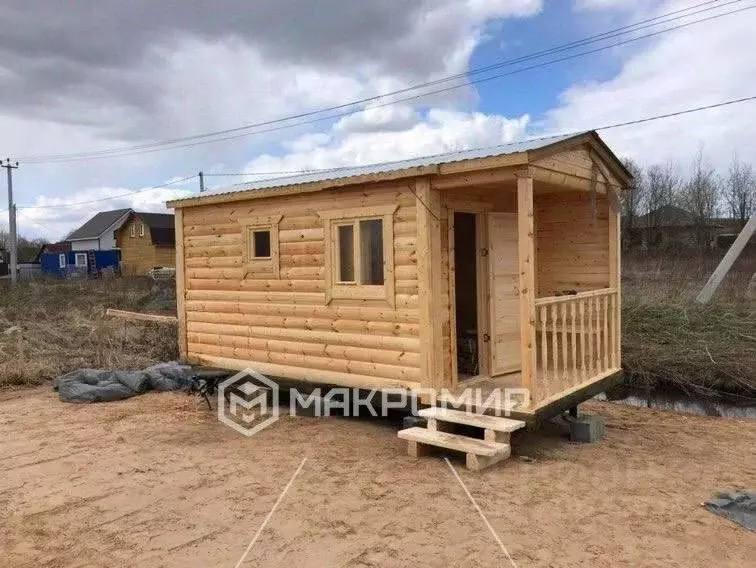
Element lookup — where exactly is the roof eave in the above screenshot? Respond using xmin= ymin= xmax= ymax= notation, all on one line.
xmin=166 ymin=151 xmax=532 ymax=210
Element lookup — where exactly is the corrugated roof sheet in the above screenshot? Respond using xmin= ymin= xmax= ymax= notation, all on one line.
xmin=198 ymin=132 xmax=585 ymax=199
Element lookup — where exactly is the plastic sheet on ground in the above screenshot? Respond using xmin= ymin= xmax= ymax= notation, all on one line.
xmin=704 ymin=491 xmax=756 ymax=531
xmin=53 ymin=362 xmax=197 ymax=403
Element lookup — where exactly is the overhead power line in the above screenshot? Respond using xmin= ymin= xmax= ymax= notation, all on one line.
xmin=12 ymin=94 xmax=756 ymax=209
xmin=16 ymin=175 xmax=196 ymax=210
xmin=18 ymin=0 xmax=750 ymax=164
xmin=199 ymin=95 xmax=756 ymax=183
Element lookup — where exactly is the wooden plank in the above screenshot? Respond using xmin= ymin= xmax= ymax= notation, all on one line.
xmin=516 ymin=172 xmax=537 ymax=403
xmin=446 ymin=208 xmax=459 ymax=387
xmin=106 ymin=308 xmax=178 ymax=324
xmin=697 ymin=212 xmax=756 ymax=303
xmin=416 ymin=178 xmax=444 ymax=389
xmin=535 ymin=287 xmax=616 ymax=306
xmin=174 ymin=209 xmax=188 ymax=361
xmin=487 ymin=212 xmax=520 ymax=376
xmin=418 ymin=407 xmax=525 ymax=432
xmin=191 ymin=354 xmax=422 ymax=390
xmin=397 ymin=427 xmax=508 ymax=457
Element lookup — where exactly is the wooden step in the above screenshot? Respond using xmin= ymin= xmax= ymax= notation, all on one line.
xmin=418 ymin=407 xmax=526 ymax=433
xmin=398 ymin=427 xmax=508 ymax=457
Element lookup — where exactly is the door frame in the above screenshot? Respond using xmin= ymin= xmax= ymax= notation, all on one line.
xmin=447 ymin=201 xmax=492 ymax=388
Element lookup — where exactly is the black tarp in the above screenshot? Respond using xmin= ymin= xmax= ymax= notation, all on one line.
xmin=53 ymin=362 xmax=196 ymax=403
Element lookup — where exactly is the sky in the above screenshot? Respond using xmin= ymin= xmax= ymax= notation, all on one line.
xmin=1 ymin=0 xmax=755 ymax=240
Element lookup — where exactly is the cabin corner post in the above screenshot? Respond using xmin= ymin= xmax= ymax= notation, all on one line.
xmin=609 ymin=201 xmax=621 ymax=367
xmin=516 ymin=169 xmax=537 ymax=403
xmin=415 ymin=177 xmax=444 ymax=390
xmin=173 ymin=208 xmax=188 ymax=362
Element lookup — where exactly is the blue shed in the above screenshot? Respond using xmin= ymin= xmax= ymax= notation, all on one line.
xmin=40 ymin=250 xmax=121 ymax=277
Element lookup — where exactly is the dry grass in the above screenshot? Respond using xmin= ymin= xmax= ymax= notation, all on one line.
xmin=1 ymin=255 xmax=753 ymax=397
xmin=622 ymin=253 xmax=755 ymax=396
xmin=0 ymin=277 xmax=177 ymax=387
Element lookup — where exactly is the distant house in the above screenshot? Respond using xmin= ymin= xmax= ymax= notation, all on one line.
xmin=0 ymin=247 xmax=8 ymax=277
xmin=66 ymin=208 xmax=132 ymax=251
xmin=115 ymin=212 xmax=176 ymax=275
xmin=39 ymin=241 xmax=120 ymax=277
xmin=632 ymin=205 xmax=722 ymax=249
xmin=48 ymin=208 xmax=132 ymax=276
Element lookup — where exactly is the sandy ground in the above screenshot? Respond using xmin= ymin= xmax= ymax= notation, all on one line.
xmin=1 ymin=387 xmax=754 ymax=568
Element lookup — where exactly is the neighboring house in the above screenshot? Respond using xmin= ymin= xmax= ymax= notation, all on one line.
xmin=632 ymin=205 xmax=719 ymax=249
xmin=66 ymin=208 xmax=132 ymax=251
xmin=0 ymin=247 xmax=8 ymax=277
xmin=38 ymin=241 xmax=120 ymax=277
xmin=167 ymin=129 xmax=630 ymax=455
xmin=116 ymin=212 xmax=176 ymax=275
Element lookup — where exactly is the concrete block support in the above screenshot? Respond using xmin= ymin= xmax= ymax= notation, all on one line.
xmin=568 ymin=413 xmax=605 ymax=443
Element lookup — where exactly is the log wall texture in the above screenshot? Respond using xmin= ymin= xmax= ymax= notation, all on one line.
xmin=180 ymin=183 xmax=422 ymax=388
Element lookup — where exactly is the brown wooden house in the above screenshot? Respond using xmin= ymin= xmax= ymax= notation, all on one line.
xmin=167 ymin=131 xmax=630 ymax=467
xmin=116 ymin=212 xmax=176 ymax=275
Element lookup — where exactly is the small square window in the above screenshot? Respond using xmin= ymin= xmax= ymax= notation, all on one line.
xmin=75 ymin=253 xmax=88 ymax=268
xmin=240 ymin=215 xmax=282 ymax=279
xmin=252 ymin=230 xmax=271 ymax=258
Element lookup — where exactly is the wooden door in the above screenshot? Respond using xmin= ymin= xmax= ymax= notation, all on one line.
xmin=487 ymin=212 xmax=521 ymax=375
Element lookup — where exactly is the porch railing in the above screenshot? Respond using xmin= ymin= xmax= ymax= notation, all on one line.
xmin=534 ymin=288 xmax=620 ymax=404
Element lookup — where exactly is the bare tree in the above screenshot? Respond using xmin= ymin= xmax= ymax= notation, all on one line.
xmin=679 ymin=147 xmax=718 ymax=249
xmin=725 ymin=153 xmax=755 ymax=229
xmin=621 ymin=159 xmax=645 ymax=228
xmin=643 ymin=161 xmax=679 ymax=246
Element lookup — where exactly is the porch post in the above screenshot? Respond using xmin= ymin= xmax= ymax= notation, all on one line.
xmin=516 ymin=169 xmax=537 ymax=404
xmin=608 ymin=204 xmax=621 ymax=367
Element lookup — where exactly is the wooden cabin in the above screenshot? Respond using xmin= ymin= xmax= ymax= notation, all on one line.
xmin=116 ymin=212 xmax=176 ymax=276
xmin=167 ymin=131 xmax=630 ymax=423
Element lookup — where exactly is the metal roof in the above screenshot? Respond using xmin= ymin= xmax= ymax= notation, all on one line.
xmin=197 ymin=132 xmax=586 ymax=199
xmin=66 ymin=208 xmax=132 ymax=241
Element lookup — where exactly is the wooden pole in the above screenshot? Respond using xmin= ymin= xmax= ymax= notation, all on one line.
xmin=696 ymin=212 xmax=756 ymax=304
xmin=516 ymin=170 xmax=537 ymax=404
xmin=415 ymin=178 xmax=444 ymax=389
xmin=174 ymin=209 xmax=189 ymax=361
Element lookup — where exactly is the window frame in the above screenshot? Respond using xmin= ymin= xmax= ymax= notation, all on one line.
xmin=138 ymin=223 xmax=145 ymax=237
xmin=319 ymin=205 xmax=397 ymax=306
xmin=74 ymin=253 xmax=88 ymax=268
xmin=58 ymin=254 xmax=67 ymax=269
xmin=240 ymin=215 xmax=282 ymax=279
xmin=130 ymin=224 xmax=136 ymax=238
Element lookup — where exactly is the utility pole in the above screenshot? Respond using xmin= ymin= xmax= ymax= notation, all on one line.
xmin=199 ymin=171 xmax=205 ymax=193
xmin=2 ymin=159 xmax=19 ymax=284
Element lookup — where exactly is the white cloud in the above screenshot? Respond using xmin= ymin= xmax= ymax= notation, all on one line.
xmin=8 ymin=185 xmax=193 ymax=241
xmin=243 ymin=109 xmax=530 ymax=174
xmin=1 ymin=0 xmax=544 ymax=241
xmin=574 ymin=0 xmax=643 ymax=11
xmin=334 ymin=105 xmax=421 ymax=134
xmin=544 ymin=1 xmax=756 ymax=169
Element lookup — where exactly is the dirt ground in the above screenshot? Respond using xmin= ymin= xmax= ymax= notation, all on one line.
xmin=1 ymin=388 xmax=754 ymax=568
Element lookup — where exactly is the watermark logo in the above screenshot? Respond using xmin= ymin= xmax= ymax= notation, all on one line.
xmin=216 ymin=368 xmax=531 ymax=437
xmin=217 ymin=369 xmax=280 ymax=437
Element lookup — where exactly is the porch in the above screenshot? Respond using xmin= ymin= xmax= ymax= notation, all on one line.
xmin=434 ymin=135 xmax=625 ymax=416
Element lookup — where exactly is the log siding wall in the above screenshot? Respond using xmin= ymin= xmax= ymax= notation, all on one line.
xmin=535 ymin=191 xmax=610 ymax=296
xmin=179 ymin=183 xmax=422 ymax=388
